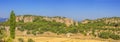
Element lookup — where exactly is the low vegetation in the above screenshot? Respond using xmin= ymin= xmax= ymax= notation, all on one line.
xmin=15 ymin=16 xmax=120 ymax=40
xmin=27 ymin=38 xmax=34 ymax=42
xmin=0 ymin=11 xmax=120 ymax=42
xmin=18 ymin=38 xmax=24 ymax=42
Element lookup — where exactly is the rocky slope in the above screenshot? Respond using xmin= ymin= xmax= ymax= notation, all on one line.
xmin=16 ymin=15 xmax=78 ymax=27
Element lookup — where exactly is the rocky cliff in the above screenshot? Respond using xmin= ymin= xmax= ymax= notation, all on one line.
xmin=16 ymin=15 xmax=78 ymax=27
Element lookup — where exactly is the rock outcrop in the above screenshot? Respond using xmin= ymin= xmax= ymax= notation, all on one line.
xmin=16 ymin=16 xmax=34 ymax=23
xmin=16 ymin=15 xmax=78 ymax=27
xmin=43 ymin=17 xmax=76 ymax=26
xmin=81 ymin=19 xmax=90 ymax=24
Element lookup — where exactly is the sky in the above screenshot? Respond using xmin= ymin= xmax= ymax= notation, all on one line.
xmin=0 ymin=0 xmax=120 ymax=21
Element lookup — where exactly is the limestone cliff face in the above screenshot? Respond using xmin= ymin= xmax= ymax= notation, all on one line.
xmin=16 ymin=15 xmax=34 ymax=23
xmin=81 ymin=17 xmax=120 ymax=25
xmin=16 ymin=15 xmax=78 ymax=27
xmin=23 ymin=16 xmax=34 ymax=23
xmin=16 ymin=16 xmax=23 ymax=22
xmin=43 ymin=17 xmax=77 ymax=26
xmin=104 ymin=18 xmax=120 ymax=24
xmin=81 ymin=19 xmax=90 ymax=24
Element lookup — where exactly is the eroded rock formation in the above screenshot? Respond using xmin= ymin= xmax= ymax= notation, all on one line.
xmin=16 ymin=15 xmax=78 ymax=27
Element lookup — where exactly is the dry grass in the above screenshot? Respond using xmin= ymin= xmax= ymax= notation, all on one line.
xmin=15 ymin=36 xmax=109 ymax=42
xmin=15 ymin=31 xmax=120 ymax=42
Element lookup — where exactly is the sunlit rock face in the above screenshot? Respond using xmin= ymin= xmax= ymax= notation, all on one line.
xmin=81 ymin=20 xmax=90 ymax=24
xmin=23 ymin=16 xmax=34 ymax=23
xmin=16 ymin=16 xmax=34 ymax=23
xmin=16 ymin=16 xmax=23 ymax=22
xmin=43 ymin=17 xmax=78 ymax=27
xmin=16 ymin=15 xmax=78 ymax=27
xmin=104 ymin=18 xmax=120 ymax=24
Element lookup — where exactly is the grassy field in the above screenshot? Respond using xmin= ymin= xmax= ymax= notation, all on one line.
xmin=14 ymin=31 xmax=120 ymax=42
xmin=15 ymin=36 xmax=109 ymax=42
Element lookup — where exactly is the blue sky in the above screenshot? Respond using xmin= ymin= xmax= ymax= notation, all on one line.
xmin=0 ymin=0 xmax=120 ymax=21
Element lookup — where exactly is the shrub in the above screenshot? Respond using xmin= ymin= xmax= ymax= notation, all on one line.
xmin=6 ymin=37 xmax=13 ymax=42
xmin=18 ymin=27 xmax=24 ymax=32
xmin=27 ymin=31 xmax=31 ymax=34
xmin=110 ymin=34 xmax=120 ymax=40
xmin=98 ymin=32 xmax=111 ymax=39
xmin=32 ymin=31 xmax=36 ymax=35
xmin=28 ymin=38 xmax=34 ymax=42
xmin=37 ymin=30 xmax=44 ymax=34
xmin=18 ymin=38 xmax=24 ymax=42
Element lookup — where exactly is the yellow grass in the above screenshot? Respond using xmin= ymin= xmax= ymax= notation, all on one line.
xmin=15 ymin=36 xmax=108 ymax=42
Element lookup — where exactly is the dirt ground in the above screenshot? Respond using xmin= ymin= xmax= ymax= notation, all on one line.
xmin=15 ymin=36 xmax=110 ymax=42
xmin=14 ymin=31 xmax=120 ymax=42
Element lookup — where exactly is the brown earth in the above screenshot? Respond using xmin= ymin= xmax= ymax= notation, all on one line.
xmin=15 ymin=36 xmax=109 ymax=42
xmin=14 ymin=31 xmax=118 ymax=42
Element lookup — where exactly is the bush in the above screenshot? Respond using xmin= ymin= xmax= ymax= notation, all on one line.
xmin=110 ymin=34 xmax=120 ymax=40
xmin=99 ymin=32 xmax=120 ymax=40
xmin=6 ymin=37 xmax=13 ymax=42
xmin=27 ymin=31 xmax=31 ymax=34
xmin=98 ymin=32 xmax=111 ymax=39
xmin=38 ymin=31 xmax=44 ymax=34
xmin=18 ymin=27 xmax=25 ymax=32
xmin=18 ymin=38 xmax=24 ymax=42
xmin=28 ymin=39 xmax=34 ymax=42
xmin=32 ymin=31 xmax=36 ymax=35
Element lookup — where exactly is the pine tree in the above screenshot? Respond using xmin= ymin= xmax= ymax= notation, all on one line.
xmin=10 ymin=10 xmax=16 ymax=39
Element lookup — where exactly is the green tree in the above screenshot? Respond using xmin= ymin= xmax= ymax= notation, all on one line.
xmin=10 ymin=10 xmax=16 ymax=39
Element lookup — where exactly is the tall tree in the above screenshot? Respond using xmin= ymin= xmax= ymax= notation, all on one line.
xmin=10 ymin=10 xmax=16 ymax=39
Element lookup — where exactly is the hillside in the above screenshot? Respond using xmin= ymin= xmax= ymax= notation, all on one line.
xmin=0 ymin=15 xmax=120 ymax=42
xmin=16 ymin=15 xmax=78 ymax=27
xmin=13 ymin=16 xmax=120 ymax=39
xmin=79 ymin=17 xmax=120 ymax=40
